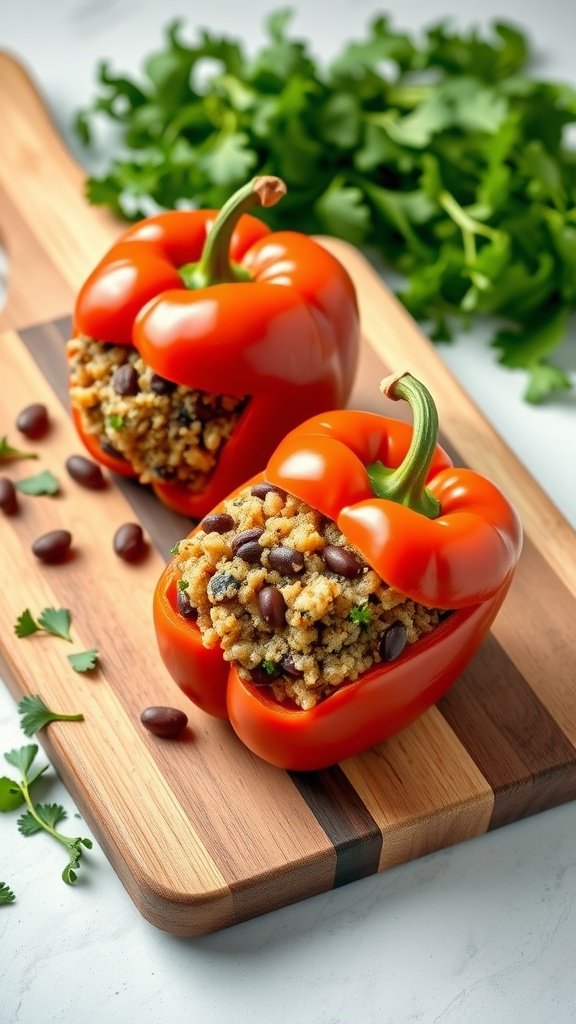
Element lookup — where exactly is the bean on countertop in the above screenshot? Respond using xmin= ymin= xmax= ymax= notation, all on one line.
xmin=32 ymin=529 xmax=72 ymax=564
xmin=113 ymin=522 xmax=147 ymax=562
xmin=140 ymin=706 xmax=188 ymax=738
xmin=379 ymin=623 xmax=407 ymax=662
xmin=16 ymin=403 xmax=49 ymax=440
xmin=258 ymin=585 xmax=287 ymax=628
xmin=322 ymin=544 xmax=363 ymax=579
xmin=201 ymin=512 xmax=234 ymax=535
xmin=0 ymin=477 xmax=18 ymax=515
xmin=65 ymin=455 xmax=106 ymax=490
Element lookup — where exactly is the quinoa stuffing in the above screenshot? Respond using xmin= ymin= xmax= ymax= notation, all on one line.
xmin=68 ymin=336 xmax=247 ymax=487
xmin=175 ymin=482 xmax=447 ymax=710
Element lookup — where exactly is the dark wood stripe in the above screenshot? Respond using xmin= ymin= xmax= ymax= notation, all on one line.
xmin=20 ymin=317 xmax=384 ymax=890
xmin=290 ymin=769 xmax=382 ymax=886
xmin=20 ymin=318 xmax=190 ymax=559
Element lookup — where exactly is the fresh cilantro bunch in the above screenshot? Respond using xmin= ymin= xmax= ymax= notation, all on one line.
xmin=75 ymin=10 xmax=576 ymax=401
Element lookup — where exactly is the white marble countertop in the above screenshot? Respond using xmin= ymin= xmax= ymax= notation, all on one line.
xmin=1 ymin=2 xmax=575 ymax=1022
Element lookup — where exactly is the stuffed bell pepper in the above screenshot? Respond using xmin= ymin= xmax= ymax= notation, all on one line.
xmin=68 ymin=176 xmax=359 ymax=517
xmin=154 ymin=372 xmax=522 ymax=770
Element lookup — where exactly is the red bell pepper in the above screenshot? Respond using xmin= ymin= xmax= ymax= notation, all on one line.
xmin=71 ymin=176 xmax=359 ymax=517
xmin=153 ymin=373 xmax=522 ymax=770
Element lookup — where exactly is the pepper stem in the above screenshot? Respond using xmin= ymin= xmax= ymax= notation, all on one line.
xmin=366 ymin=373 xmax=441 ymax=519
xmin=180 ymin=176 xmax=287 ymax=289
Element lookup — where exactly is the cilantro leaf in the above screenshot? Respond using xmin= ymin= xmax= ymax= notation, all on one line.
xmin=67 ymin=649 xmax=99 ymax=673
xmin=14 ymin=608 xmax=41 ymax=638
xmin=169 ymin=541 xmax=181 ymax=556
xmin=0 ymin=436 xmax=38 ymax=462
xmin=349 ymin=604 xmax=372 ymax=626
xmin=37 ymin=607 xmax=72 ymax=642
xmin=5 ymin=744 xmax=39 ymax=776
xmin=0 ymin=882 xmax=15 ymax=905
xmin=261 ymin=658 xmax=280 ymax=677
xmin=17 ymin=695 xmax=84 ymax=737
xmin=18 ymin=802 xmax=67 ymax=835
xmin=107 ymin=415 xmax=124 ymax=430
xmin=15 ymin=470 xmax=59 ymax=496
xmin=0 ymin=776 xmax=24 ymax=812
xmin=492 ymin=308 xmax=571 ymax=401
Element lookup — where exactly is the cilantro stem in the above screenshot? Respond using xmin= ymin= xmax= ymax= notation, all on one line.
xmin=439 ymin=190 xmax=500 ymax=265
xmin=19 ymin=776 xmax=76 ymax=852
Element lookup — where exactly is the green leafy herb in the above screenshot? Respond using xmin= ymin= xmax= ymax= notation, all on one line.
xmin=0 ymin=776 xmax=25 ymax=812
xmin=0 ymin=436 xmax=38 ymax=462
xmin=349 ymin=604 xmax=372 ymax=626
xmin=177 ymin=578 xmax=189 ymax=591
xmin=37 ymin=607 xmax=72 ymax=642
xmin=14 ymin=470 xmax=59 ymax=496
xmin=107 ymin=415 xmax=124 ymax=430
xmin=2 ymin=744 xmax=92 ymax=885
xmin=76 ymin=11 xmax=576 ymax=401
xmin=261 ymin=658 xmax=279 ymax=676
xmin=14 ymin=608 xmax=41 ymax=638
xmin=170 ymin=541 xmax=181 ymax=556
xmin=15 ymin=606 xmax=72 ymax=642
xmin=0 ymin=882 xmax=15 ymax=905
xmin=67 ymin=649 xmax=99 ymax=673
xmin=17 ymin=695 xmax=84 ymax=737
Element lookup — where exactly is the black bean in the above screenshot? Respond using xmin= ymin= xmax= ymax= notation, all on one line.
xmin=208 ymin=572 xmax=240 ymax=599
xmin=65 ymin=455 xmax=106 ymax=490
xmin=100 ymin=439 xmax=125 ymax=460
xmin=279 ymin=653 xmax=303 ymax=678
xmin=32 ymin=529 xmax=72 ymax=564
xmin=177 ymin=589 xmax=197 ymax=619
xmin=0 ymin=477 xmax=18 ymax=515
xmin=235 ymin=541 xmax=263 ymax=564
xmin=231 ymin=528 xmax=263 ymax=554
xmin=154 ymin=465 xmax=176 ymax=480
xmin=379 ymin=623 xmax=407 ymax=663
xmin=258 ymin=586 xmax=287 ymax=628
xmin=16 ymin=403 xmax=49 ymax=440
xmin=140 ymin=706 xmax=188 ymax=739
xmin=177 ymin=407 xmax=193 ymax=426
xmin=322 ymin=544 xmax=363 ymax=579
xmin=250 ymin=482 xmax=285 ymax=500
xmin=150 ymin=373 xmax=176 ymax=395
xmin=113 ymin=522 xmax=147 ymax=562
xmin=112 ymin=363 xmax=139 ymax=396
xmin=250 ymin=663 xmax=280 ymax=685
xmin=201 ymin=512 xmax=234 ymax=535
xmin=268 ymin=546 xmax=305 ymax=577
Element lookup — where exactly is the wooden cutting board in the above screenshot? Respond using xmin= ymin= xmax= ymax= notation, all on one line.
xmin=1 ymin=53 xmax=575 ymax=936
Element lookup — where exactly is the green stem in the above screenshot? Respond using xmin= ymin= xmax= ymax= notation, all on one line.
xmin=367 ymin=373 xmax=441 ymax=518
xmin=439 ymin=190 xmax=500 ymax=266
xmin=180 ymin=176 xmax=287 ymax=289
xmin=20 ymin=779 xmax=75 ymax=851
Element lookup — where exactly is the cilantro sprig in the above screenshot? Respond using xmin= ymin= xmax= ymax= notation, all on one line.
xmin=15 ymin=607 xmax=72 ymax=642
xmin=76 ymin=11 xmax=576 ymax=401
xmin=0 ymin=436 xmax=38 ymax=462
xmin=0 ymin=745 xmax=92 ymax=884
xmin=17 ymin=695 xmax=84 ymax=737
xmin=0 ymin=882 xmax=16 ymax=905
xmin=349 ymin=604 xmax=372 ymax=626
